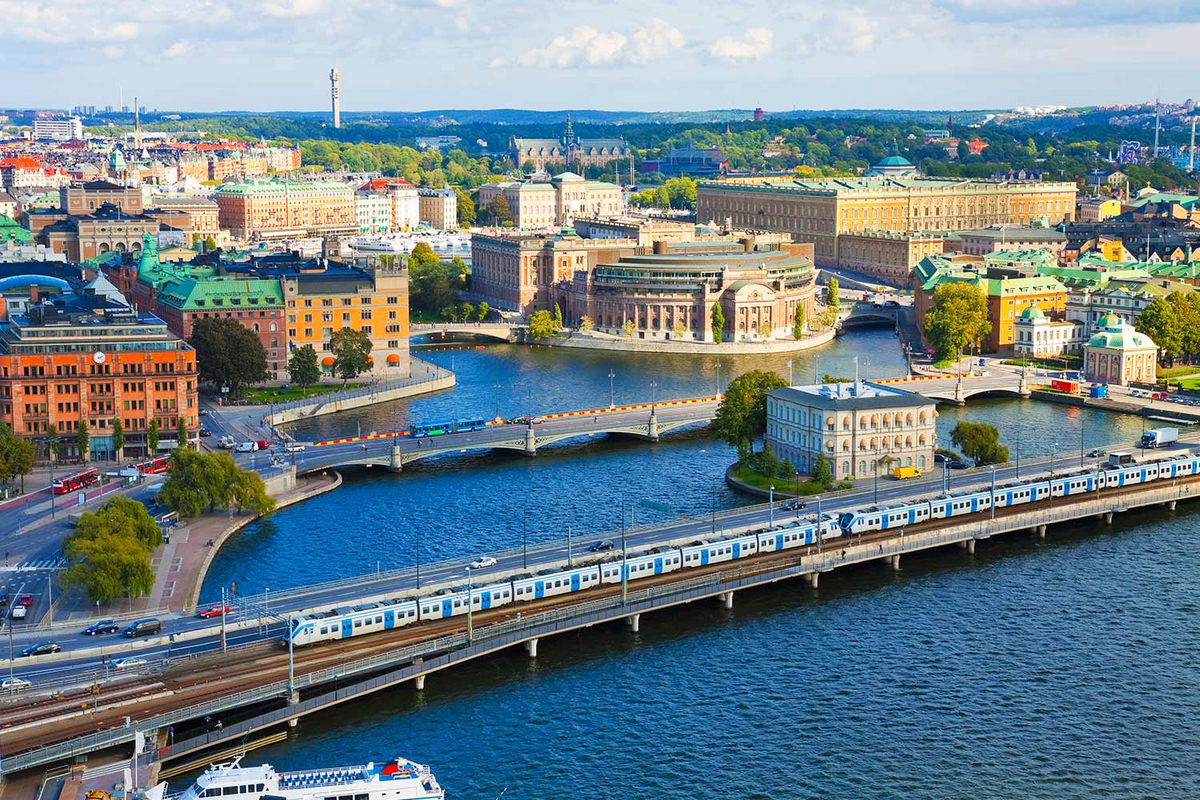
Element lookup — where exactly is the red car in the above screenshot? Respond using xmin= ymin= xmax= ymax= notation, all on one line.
xmin=198 ymin=604 xmax=231 ymax=619
xmin=256 ymin=439 xmax=270 ymax=451
xmin=17 ymin=594 xmax=33 ymax=607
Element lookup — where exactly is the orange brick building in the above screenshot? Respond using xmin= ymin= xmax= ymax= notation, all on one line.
xmin=0 ymin=285 xmax=197 ymax=459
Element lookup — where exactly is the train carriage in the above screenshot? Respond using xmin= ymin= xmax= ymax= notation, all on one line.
xmin=512 ymin=565 xmax=600 ymax=602
xmin=598 ymin=551 xmax=682 ymax=585
xmin=680 ymin=533 xmax=759 ymax=569
xmin=291 ymin=599 xmax=420 ymax=646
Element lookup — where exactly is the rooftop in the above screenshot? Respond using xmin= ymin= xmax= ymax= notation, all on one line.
xmin=769 ymin=381 xmax=932 ymax=411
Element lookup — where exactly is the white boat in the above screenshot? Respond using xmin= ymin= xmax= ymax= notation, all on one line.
xmin=157 ymin=755 xmax=444 ymax=800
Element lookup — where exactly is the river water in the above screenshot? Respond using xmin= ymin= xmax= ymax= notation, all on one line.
xmin=193 ymin=329 xmax=1198 ymax=799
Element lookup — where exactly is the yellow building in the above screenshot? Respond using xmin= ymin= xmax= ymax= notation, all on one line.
xmin=696 ymin=176 xmax=1078 ymax=267
xmin=282 ymin=261 xmax=410 ymax=375
xmin=1076 ymin=198 xmax=1122 ymax=223
xmin=835 ymin=229 xmax=946 ymax=283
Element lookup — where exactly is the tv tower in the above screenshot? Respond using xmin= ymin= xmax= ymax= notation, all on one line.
xmin=330 ymin=67 xmax=341 ymax=129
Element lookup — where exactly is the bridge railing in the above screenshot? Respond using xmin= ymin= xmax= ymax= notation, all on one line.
xmin=265 ymin=358 xmax=451 ymax=417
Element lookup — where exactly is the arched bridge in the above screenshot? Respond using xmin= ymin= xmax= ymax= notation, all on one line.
xmin=300 ymin=397 xmax=722 ymax=472
xmin=411 ymin=322 xmax=522 ymax=343
xmin=874 ymin=372 xmax=1031 ymax=404
xmin=837 ymin=304 xmax=899 ymax=331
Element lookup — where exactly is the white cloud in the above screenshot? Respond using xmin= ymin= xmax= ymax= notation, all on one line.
xmin=164 ymin=40 xmax=190 ymax=57
xmin=498 ymin=18 xmax=685 ymax=69
xmin=260 ymin=0 xmax=322 ymax=17
xmin=707 ymin=27 xmax=773 ymax=62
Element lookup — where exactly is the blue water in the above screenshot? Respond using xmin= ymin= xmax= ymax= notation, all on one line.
xmin=192 ymin=330 xmax=1197 ymax=798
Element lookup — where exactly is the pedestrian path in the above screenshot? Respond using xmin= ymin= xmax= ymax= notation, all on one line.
xmin=1 ymin=557 xmax=66 ymax=571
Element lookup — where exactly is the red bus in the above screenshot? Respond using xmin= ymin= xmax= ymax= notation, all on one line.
xmin=53 ymin=468 xmax=99 ymax=495
xmin=133 ymin=456 xmax=170 ymax=475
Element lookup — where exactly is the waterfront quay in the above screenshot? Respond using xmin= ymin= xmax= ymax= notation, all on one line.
xmin=2 ymin=433 xmax=1198 ymax=781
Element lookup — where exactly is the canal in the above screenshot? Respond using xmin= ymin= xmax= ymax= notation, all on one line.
xmin=192 ymin=329 xmax=1197 ymax=799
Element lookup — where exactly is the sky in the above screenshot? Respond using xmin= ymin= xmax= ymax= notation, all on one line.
xmin=4 ymin=0 xmax=1200 ymax=113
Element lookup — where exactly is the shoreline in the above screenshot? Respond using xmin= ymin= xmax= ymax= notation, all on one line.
xmin=533 ymin=327 xmax=838 ymax=355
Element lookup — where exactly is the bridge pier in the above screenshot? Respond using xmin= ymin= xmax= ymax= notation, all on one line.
xmin=627 ymin=613 xmax=640 ymax=632
xmin=648 ymin=413 xmax=659 ymax=442
xmin=805 ymin=572 xmax=819 ymax=589
xmin=961 ymin=539 xmax=976 ymax=554
xmin=887 ymin=555 xmax=901 ymax=571
xmin=720 ymin=591 xmax=734 ymax=609
xmin=1036 ymin=524 xmax=1047 ymax=539
xmin=287 ymin=691 xmax=300 ymax=728
xmin=524 ymin=427 xmax=537 ymax=457
xmin=525 ymin=638 xmax=538 ymax=658
xmin=414 ymin=674 xmax=425 ymax=691
xmin=1103 ymin=511 xmax=1113 ymax=524
xmin=1167 ymin=500 xmax=1177 ymax=511
xmin=388 ymin=443 xmax=403 ymax=473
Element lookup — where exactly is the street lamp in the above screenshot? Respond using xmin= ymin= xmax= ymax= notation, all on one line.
xmin=714 ymin=361 xmax=722 ymax=396
xmin=415 ymin=532 xmax=421 ymax=590
xmin=650 ymin=382 xmax=658 ymax=411
xmin=768 ymin=486 xmax=775 ymax=529
xmin=608 ymin=370 xmax=616 ymax=409
xmin=521 ymin=512 xmax=528 ymax=570
xmin=494 ymin=384 xmax=501 ymax=421
xmin=465 ymin=567 xmax=474 ymax=641
xmin=989 ymin=465 xmax=997 ymax=520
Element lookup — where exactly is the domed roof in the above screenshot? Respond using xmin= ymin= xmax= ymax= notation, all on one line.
xmin=1095 ymin=312 xmax=1122 ymax=329
xmin=876 ymin=156 xmax=913 ymax=167
xmin=1019 ymin=304 xmax=1044 ymax=320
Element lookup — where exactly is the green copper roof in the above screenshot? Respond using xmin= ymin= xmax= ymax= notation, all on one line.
xmin=0 ymin=214 xmax=32 ymax=244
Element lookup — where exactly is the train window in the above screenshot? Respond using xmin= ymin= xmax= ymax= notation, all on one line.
xmin=354 ymin=620 xmax=362 ymax=628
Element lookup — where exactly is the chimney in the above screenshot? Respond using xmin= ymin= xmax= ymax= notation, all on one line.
xmin=653 ymin=240 xmax=668 ymax=255
xmin=740 ymin=237 xmax=753 ymax=252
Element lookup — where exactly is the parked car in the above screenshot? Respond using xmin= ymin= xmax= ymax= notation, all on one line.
xmin=198 ymin=604 xmax=231 ymax=619
xmin=113 ymin=656 xmax=148 ymax=670
xmin=469 ymin=556 xmax=498 ymax=570
xmin=21 ymin=642 xmax=61 ymax=657
xmin=588 ymin=540 xmax=614 ymax=552
xmin=1 ymin=677 xmax=31 ymax=692
xmin=934 ymin=453 xmax=950 ymax=465
xmin=83 ymin=620 xmax=120 ymax=636
xmin=199 ymin=428 xmax=212 ymax=438
xmin=947 ymin=460 xmax=969 ymax=470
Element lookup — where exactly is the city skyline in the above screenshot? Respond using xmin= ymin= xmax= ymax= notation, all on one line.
xmin=5 ymin=0 xmax=1200 ymax=112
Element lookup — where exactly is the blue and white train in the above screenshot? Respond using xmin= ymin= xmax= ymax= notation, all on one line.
xmin=288 ymin=450 xmax=1199 ymax=647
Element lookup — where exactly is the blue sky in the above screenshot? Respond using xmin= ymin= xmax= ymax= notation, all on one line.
xmin=4 ymin=0 xmax=1199 ymax=112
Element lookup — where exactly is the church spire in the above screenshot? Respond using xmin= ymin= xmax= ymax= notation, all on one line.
xmin=563 ymin=113 xmax=575 ymax=146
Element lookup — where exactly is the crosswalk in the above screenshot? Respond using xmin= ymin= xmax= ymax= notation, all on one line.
xmin=3 ymin=558 xmax=66 ymax=571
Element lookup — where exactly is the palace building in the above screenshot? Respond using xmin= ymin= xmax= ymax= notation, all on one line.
xmin=509 ymin=116 xmax=631 ymax=172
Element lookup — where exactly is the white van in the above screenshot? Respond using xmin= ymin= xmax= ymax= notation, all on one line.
xmin=235 ymin=441 xmax=259 ymax=453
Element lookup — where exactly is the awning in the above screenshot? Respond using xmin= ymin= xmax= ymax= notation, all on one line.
xmin=321 ymin=356 xmax=335 ymax=366
xmin=386 ymin=354 xmax=401 ymax=364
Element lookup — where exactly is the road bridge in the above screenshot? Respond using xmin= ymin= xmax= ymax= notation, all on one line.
xmin=302 ymin=396 xmax=722 ymax=472
xmin=4 ymin=463 xmax=1197 ymax=779
xmin=836 ymin=305 xmax=899 ymax=331
xmin=875 ymin=371 xmax=1031 ymax=404
xmin=410 ymin=322 xmax=521 ymax=342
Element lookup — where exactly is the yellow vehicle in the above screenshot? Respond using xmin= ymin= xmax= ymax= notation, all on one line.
xmin=892 ymin=466 xmax=922 ymax=480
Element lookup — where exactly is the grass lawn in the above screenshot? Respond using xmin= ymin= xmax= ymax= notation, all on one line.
xmin=932 ymin=359 xmax=957 ymax=370
xmin=1175 ymin=377 xmax=1200 ymax=391
xmin=732 ymin=465 xmax=848 ymax=496
xmin=1158 ymin=365 xmax=1200 ymax=380
xmin=1002 ymin=357 xmax=1081 ymax=371
xmin=240 ymin=383 xmax=363 ymax=404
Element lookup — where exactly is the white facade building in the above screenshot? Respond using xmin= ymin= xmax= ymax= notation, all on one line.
xmin=32 ymin=117 xmax=83 ymax=141
xmin=389 ymin=185 xmax=421 ymax=230
xmin=765 ymin=381 xmax=938 ymax=481
xmin=1013 ymin=304 xmax=1079 ymax=358
xmin=356 ymin=191 xmax=392 ymax=234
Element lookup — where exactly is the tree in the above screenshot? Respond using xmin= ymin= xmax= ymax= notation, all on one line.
xmin=460 ymin=302 xmax=475 ymax=321
xmin=75 ymin=420 xmax=90 ymax=463
xmin=950 ymin=421 xmax=1010 ymax=467
xmin=486 ymin=194 xmax=514 ymax=226
xmin=793 ymin=306 xmax=806 ymax=340
xmin=0 ymin=422 xmax=35 ymax=491
xmin=1135 ymin=297 xmax=1181 ymax=364
xmin=329 ymin=327 xmax=373 ymax=382
xmin=203 ymin=235 xmax=217 ymax=252
xmin=711 ymin=303 xmax=725 ymax=344
xmin=46 ymin=422 xmax=60 ymax=462
xmin=147 ymin=419 xmax=160 ymax=455
xmin=758 ymin=320 xmax=773 ymax=339
xmin=111 ymin=417 xmax=124 ymax=462
xmin=288 ymin=344 xmax=321 ymax=388
xmin=191 ymin=317 xmax=269 ymax=396
xmin=61 ymin=495 xmax=162 ymax=603
xmin=811 ymin=454 xmax=834 ymax=490
xmin=477 ymin=301 xmax=490 ymax=322
xmin=553 ymin=303 xmax=563 ymax=328
xmin=159 ymin=449 xmax=275 ymax=518
xmin=409 ymin=255 xmax=466 ymax=315
xmin=176 ymin=418 xmax=189 ymax=450
xmin=456 ymin=187 xmax=476 ymax=227
xmin=622 ymin=320 xmax=636 ymax=337
xmin=673 ymin=320 xmax=687 ymax=337
xmin=579 ymin=315 xmax=595 ymax=332
xmin=827 ymin=278 xmax=840 ymax=309
xmin=409 ymin=241 xmax=438 ymax=268
xmin=712 ymin=370 xmax=788 ymax=449
xmin=923 ymin=282 xmax=991 ymax=361
xmin=528 ymin=309 xmax=561 ymax=340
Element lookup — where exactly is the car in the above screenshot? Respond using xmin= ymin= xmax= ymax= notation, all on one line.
xmin=256 ymin=439 xmax=270 ymax=450
xmin=1087 ymin=448 xmax=1106 ymax=458
xmin=199 ymin=428 xmax=212 ymax=438
xmin=124 ymin=618 xmax=161 ymax=638
xmin=0 ymin=590 xmax=9 ymax=607
xmin=234 ymin=441 xmax=259 ymax=453
xmin=198 ymin=604 xmax=231 ymax=619
xmin=10 ymin=605 xmax=26 ymax=620
xmin=1 ymin=677 xmax=31 ymax=692
xmin=782 ymin=499 xmax=807 ymax=511
xmin=21 ymin=642 xmax=61 ymax=657
xmin=947 ymin=460 xmax=969 ymax=470
xmin=934 ymin=453 xmax=950 ymax=465
xmin=83 ymin=620 xmax=120 ymax=636
xmin=113 ymin=656 xmax=148 ymax=670
xmin=469 ymin=556 xmax=497 ymax=570
xmin=199 ymin=409 xmax=212 ymax=417
xmin=588 ymin=540 xmax=614 ymax=552
xmin=284 ymin=443 xmax=306 ymax=453
xmin=17 ymin=594 xmax=33 ymax=607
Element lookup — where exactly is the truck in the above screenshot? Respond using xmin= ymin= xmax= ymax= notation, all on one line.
xmin=892 ymin=466 xmax=922 ymax=480
xmin=1140 ymin=427 xmax=1179 ymax=449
